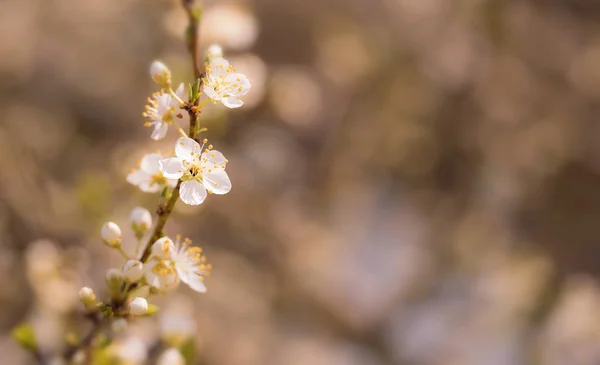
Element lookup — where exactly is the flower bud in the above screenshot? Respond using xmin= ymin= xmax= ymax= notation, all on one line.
xmin=206 ymin=44 xmax=223 ymax=60
xmin=79 ymin=287 xmax=97 ymax=311
xmin=111 ymin=318 xmax=128 ymax=333
xmin=128 ymin=297 xmax=148 ymax=316
xmin=150 ymin=61 xmax=171 ymax=87
xmin=130 ymin=207 xmax=152 ymax=240
xmin=106 ymin=268 xmax=124 ymax=299
xmin=151 ymin=237 xmax=175 ymax=260
xmin=123 ymin=260 xmax=144 ymax=282
xmin=157 ymin=348 xmax=185 ymax=365
xmin=101 ymin=222 xmax=122 ymax=248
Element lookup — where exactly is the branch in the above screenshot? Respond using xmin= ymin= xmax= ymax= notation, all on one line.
xmin=138 ymin=0 xmax=203 ymax=263
xmin=62 ymin=314 xmax=102 ymax=362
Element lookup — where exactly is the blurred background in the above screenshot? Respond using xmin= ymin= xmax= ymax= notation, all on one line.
xmin=3 ymin=0 xmax=600 ymax=364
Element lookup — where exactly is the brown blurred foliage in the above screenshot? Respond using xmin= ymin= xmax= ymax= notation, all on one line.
xmin=3 ymin=0 xmax=600 ymax=364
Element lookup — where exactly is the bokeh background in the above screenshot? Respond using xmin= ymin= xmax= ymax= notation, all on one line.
xmin=3 ymin=0 xmax=600 ymax=364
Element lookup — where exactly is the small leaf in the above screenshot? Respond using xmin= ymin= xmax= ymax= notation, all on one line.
xmin=11 ymin=323 xmax=38 ymax=351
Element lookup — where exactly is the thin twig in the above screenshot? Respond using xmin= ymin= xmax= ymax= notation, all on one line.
xmin=138 ymin=0 xmax=203 ymax=263
xmin=62 ymin=314 xmax=102 ymax=361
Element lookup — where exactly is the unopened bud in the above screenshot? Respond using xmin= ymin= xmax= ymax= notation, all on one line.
xmin=150 ymin=61 xmax=171 ymax=87
xmin=128 ymin=297 xmax=148 ymax=316
xmin=130 ymin=207 xmax=152 ymax=240
xmin=111 ymin=318 xmax=128 ymax=333
xmin=151 ymin=237 xmax=175 ymax=260
xmin=101 ymin=222 xmax=122 ymax=248
xmin=78 ymin=287 xmax=97 ymax=311
xmin=123 ymin=260 xmax=144 ymax=282
xmin=206 ymin=44 xmax=223 ymax=60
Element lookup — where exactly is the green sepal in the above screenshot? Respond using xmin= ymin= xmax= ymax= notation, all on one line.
xmin=145 ymin=304 xmax=160 ymax=316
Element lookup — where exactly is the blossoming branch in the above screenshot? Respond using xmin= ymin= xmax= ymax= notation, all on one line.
xmin=12 ymin=1 xmax=251 ymax=363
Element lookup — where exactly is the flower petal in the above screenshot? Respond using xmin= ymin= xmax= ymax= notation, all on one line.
xmin=203 ymin=169 xmax=231 ymax=195
xmin=174 ymin=83 xmax=186 ymax=101
xmin=180 ymin=180 xmax=208 ymax=205
xmin=202 ymin=85 xmax=221 ymax=101
xmin=207 ymin=57 xmax=230 ymax=79
xmin=224 ymin=73 xmax=251 ymax=96
xmin=156 ymin=93 xmax=173 ymax=115
xmin=138 ymin=179 xmax=162 ymax=193
xmin=126 ymin=170 xmax=147 ymax=186
xmin=151 ymin=122 xmax=168 ymax=140
xmin=222 ymin=97 xmax=243 ymax=108
xmin=175 ymin=137 xmax=201 ymax=162
xmin=175 ymin=266 xmax=207 ymax=293
xmin=159 ymin=158 xmax=185 ymax=179
xmin=185 ymin=274 xmax=207 ymax=293
xmin=200 ymin=149 xmax=227 ymax=168
xmin=140 ymin=153 xmax=162 ymax=175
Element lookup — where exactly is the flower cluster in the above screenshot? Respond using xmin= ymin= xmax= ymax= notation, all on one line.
xmin=86 ymin=51 xmax=249 ymax=319
xmin=44 ymin=48 xmax=246 ymax=362
xmin=12 ymin=0 xmax=252 ymax=361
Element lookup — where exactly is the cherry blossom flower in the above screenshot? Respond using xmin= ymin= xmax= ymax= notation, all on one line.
xmin=143 ymin=83 xmax=189 ymax=140
xmin=171 ymin=236 xmax=211 ymax=293
xmin=127 ymin=153 xmax=178 ymax=193
xmin=203 ymin=57 xmax=251 ymax=108
xmin=159 ymin=137 xmax=231 ymax=205
xmin=144 ymin=260 xmax=180 ymax=292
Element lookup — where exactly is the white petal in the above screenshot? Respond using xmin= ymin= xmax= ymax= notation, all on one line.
xmin=151 ymin=122 xmax=168 ymax=140
xmin=185 ymin=274 xmax=207 ymax=293
xmin=222 ymin=97 xmax=243 ymax=108
xmin=140 ymin=153 xmax=162 ymax=175
xmin=174 ymin=83 xmax=186 ymax=101
xmin=126 ymin=170 xmax=147 ymax=186
xmin=202 ymin=85 xmax=221 ymax=100
xmin=224 ymin=73 xmax=251 ymax=96
xmin=175 ymin=266 xmax=207 ymax=293
xmin=179 ymin=180 xmax=207 ymax=205
xmin=203 ymin=169 xmax=231 ymax=195
xmin=156 ymin=94 xmax=173 ymax=115
xmin=200 ymin=149 xmax=227 ymax=167
xmin=138 ymin=179 xmax=162 ymax=193
xmin=175 ymin=137 xmax=201 ymax=162
xmin=159 ymin=158 xmax=184 ymax=179
xmin=208 ymin=57 xmax=230 ymax=78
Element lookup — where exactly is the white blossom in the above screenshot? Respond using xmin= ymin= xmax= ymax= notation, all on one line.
xmin=144 ymin=260 xmax=180 ymax=292
xmin=127 ymin=153 xmax=178 ymax=193
xmin=171 ymin=237 xmax=211 ymax=293
xmin=146 ymin=236 xmax=210 ymax=293
xmin=159 ymin=137 xmax=231 ymax=205
xmin=123 ymin=260 xmax=144 ymax=282
xmin=101 ymin=222 xmax=122 ymax=247
xmin=128 ymin=297 xmax=148 ymax=315
xmin=151 ymin=237 xmax=176 ymax=260
xmin=203 ymin=57 xmax=250 ymax=108
xmin=143 ymin=83 xmax=189 ymax=140
xmin=157 ymin=348 xmax=185 ymax=365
